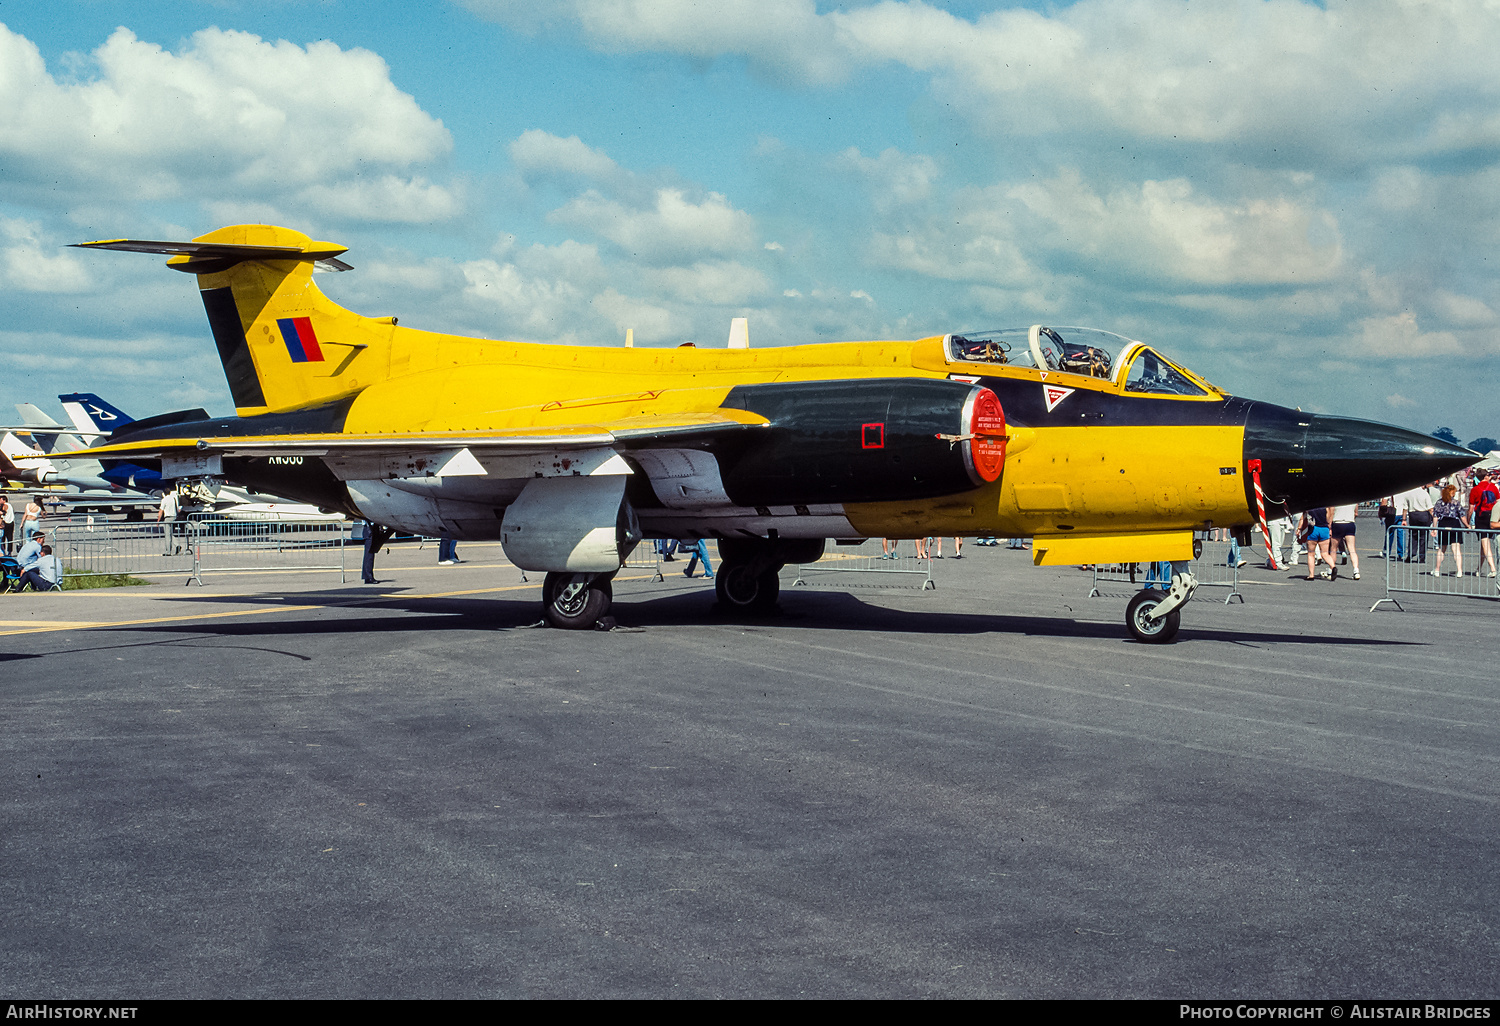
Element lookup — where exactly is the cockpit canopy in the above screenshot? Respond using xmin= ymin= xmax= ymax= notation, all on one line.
xmin=945 ymin=325 xmax=1213 ymax=397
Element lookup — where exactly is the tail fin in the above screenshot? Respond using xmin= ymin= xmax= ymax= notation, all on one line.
xmin=60 ymin=393 xmax=134 ymax=438
xmin=75 ymin=225 xmax=398 ymax=416
xmin=1 ymin=431 xmax=51 ymax=472
xmin=14 ymin=404 xmax=85 ymax=454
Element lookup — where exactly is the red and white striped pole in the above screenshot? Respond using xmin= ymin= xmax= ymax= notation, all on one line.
xmin=1247 ymin=458 xmax=1275 ymax=567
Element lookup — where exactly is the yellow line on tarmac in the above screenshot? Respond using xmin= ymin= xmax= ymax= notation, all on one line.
xmin=0 ymin=605 xmax=322 ymax=637
xmin=0 ymin=573 xmax=671 ymax=636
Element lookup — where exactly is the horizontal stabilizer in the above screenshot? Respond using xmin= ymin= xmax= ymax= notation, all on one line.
xmin=73 ymin=238 xmax=352 ymax=273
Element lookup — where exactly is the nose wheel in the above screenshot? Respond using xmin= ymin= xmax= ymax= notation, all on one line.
xmin=1125 ymin=589 xmax=1181 ymax=643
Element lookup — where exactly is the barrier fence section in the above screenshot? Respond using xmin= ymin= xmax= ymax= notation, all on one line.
xmin=48 ymin=515 xmax=355 ymax=586
xmin=1088 ymin=538 xmax=1244 ymax=603
xmin=792 ymin=538 xmax=936 ymax=590
xmin=625 ymin=542 xmax=666 ymax=581
xmin=1372 ymin=524 xmax=1500 ymax=611
xmin=51 ymin=516 xmax=198 ymax=582
xmin=188 ymin=514 xmax=352 ymax=584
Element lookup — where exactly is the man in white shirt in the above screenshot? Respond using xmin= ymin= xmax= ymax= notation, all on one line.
xmin=157 ymin=489 xmax=182 ymax=555
xmin=1267 ymin=514 xmax=1295 ymax=570
xmin=1394 ymin=484 xmax=1435 ymax=564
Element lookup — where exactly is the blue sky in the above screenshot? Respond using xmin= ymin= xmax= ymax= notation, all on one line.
xmin=2 ymin=0 xmax=1497 ymax=445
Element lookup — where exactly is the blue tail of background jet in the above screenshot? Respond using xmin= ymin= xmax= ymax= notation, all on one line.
xmin=58 ymin=393 xmax=163 ymax=491
xmin=60 ymin=393 xmax=135 ymax=436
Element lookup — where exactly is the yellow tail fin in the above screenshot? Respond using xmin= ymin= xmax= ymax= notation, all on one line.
xmin=79 ymin=224 xmax=398 ymax=415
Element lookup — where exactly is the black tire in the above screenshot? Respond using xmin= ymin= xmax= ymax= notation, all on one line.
xmin=1126 ymin=589 xmax=1180 ymax=644
xmin=714 ymin=562 xmax=780 ymax=614
xmin=542 ymin=572 xmax=613 ymax=629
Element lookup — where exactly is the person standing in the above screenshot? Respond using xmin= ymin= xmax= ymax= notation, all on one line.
xmin=1299 ymin=507 xmax=1338 ymax=580
xmin=1378 ymin=495 xmax=1404 ymax=561
xmin=0 ymin=493 xmax=13 ymax=553
xmin=156 ymin=488 xmax=182 ymax=555
xmin=1467 ymin=468 xmax=1498 ymax=578
xmin=1432 ymin=484 xmax=1469 ymax=577
xmin=21 ymin=495 xmax=42 ymax=542
xmin=1330 ymin=503 xmax=1361 ymax=580
xmin=1395 ymin=483 xmax=1435 ymax=565
xmin=1267 ymin=514 xmax=1295 ymax=570
xmin=437 ymin=529 xmax=459 ymax=565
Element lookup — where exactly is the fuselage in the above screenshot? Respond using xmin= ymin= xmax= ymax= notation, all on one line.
xmin=109 ymin=329 xmax=1456 ymax=555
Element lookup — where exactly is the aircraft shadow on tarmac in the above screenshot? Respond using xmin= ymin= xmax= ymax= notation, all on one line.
xmin=43 ymin=583 xmax=1424 ymax=648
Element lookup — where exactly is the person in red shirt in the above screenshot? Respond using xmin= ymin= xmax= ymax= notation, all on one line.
xmin=1468 ymin=468 xmax=1499 ymax=577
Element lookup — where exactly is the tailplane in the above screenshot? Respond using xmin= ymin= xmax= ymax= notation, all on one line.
xmin=75 ymin=225 xmax=399 ymax=416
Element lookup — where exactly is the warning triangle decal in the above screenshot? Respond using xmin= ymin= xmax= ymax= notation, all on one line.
xmin=1042 ymin=384 xmax=1075 ymax=413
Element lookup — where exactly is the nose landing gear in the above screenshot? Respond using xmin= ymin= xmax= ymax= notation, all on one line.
xmin=1124 ymin=562 xmax=1197 ymax=644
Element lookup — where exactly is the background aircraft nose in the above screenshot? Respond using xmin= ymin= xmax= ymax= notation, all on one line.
xmin=1244 ymin=405 xmax=1477 ymax=513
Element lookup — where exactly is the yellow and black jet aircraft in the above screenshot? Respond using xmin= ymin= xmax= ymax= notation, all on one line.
xmin=72 ymin=225 xmax=1475 ymax=641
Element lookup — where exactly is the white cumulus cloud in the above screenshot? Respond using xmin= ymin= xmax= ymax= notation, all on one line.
xmin=510 ymin=129 xmax=619 ymax=180
xmin=551 ymin=187 xmax=756 ymax=262
xmin=1009 ymin=170 xmax=1342 ymax=287
xmin=0 ymin=25 xmax=455 ymax=217
xmin=1 ymin=218 xmax=93 ymax=293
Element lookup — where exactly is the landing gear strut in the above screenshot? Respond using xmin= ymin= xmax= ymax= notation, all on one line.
xmin=542 ymin=571 xmax=615 ymax=629
xmin=1124 ymin=561 xmax=1197 ymax=644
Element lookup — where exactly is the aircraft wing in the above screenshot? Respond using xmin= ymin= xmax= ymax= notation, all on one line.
xmin=73 ymin=409 xmax=770 ymax=474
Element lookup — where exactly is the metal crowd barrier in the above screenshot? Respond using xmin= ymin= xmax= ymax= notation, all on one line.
xmin=792 ymin=538 xmax=936 ymax=590
xmin=51 ymin=516 xmax=198 ymax=582
xmin=1088 ymin=538 xmax=1244 ymax=603
xmin=625 ymin=542 xmax=667 ymax=581
xmin=187 ymin=513 xmax=353 ymax=584
xmin=1371 ymin=524 xmax=1500 ymax=611
xmin=49 ymin=514 xmax=355 ymax=586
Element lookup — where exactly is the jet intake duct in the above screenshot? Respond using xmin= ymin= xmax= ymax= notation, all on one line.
xmin=501 ymin=475 xmax=642 ymax=573
xmin=719 ymin=379 xmax=1005 ymax=507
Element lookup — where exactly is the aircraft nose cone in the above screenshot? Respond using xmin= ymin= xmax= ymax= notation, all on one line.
xmin=1245 ymin=405 xmax=1477 ymax=513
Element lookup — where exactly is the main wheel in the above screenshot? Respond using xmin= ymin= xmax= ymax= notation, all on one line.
xmin=1126 ymin=589 xmax=1180 ymax=644
xmin=714 ymin=562 xmax=780 ymax=614
xmin=542 ymin=572 xmax=613 ymax=629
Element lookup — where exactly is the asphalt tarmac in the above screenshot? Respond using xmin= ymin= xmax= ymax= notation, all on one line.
xmin=3 ymin=540 xmax=1498 ymax=998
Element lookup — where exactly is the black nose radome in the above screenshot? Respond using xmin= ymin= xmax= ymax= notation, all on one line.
xmin=1244 ymin=404 xmax=1476 ymax=514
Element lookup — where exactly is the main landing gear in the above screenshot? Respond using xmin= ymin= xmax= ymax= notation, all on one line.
xmin=713 ymin=537 xmax=823 ymax=616
xmin=1124 ymin=561 xmax=1198 ymax=644
xmin=538 ymin=538 xmax=828 ymax=628
xmin=542 ymin=571 xmax=615 ymax=629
